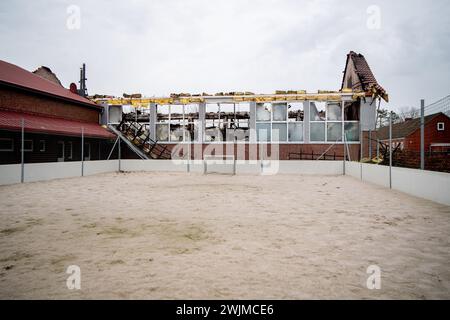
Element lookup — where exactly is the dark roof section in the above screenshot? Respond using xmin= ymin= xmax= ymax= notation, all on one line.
xmin=341 ymin=51 xmax=388 ymax=102
xmin=377 ymin=113 xmax=447 ymax=140
xmin=0 ymin=60 xmax=101 ymax=110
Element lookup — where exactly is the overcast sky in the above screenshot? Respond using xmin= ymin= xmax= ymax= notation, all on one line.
xmin=0 ymin=0 xmax=449 ymax=111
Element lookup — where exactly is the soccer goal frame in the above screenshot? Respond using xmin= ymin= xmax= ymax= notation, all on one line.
xmin=203 ymin=155 xmax=236 ymax=175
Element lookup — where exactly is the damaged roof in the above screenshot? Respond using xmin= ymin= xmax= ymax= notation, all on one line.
xmin=341 ymin=51 xmax=388 ymax=102
xmin=0 ymin=60 xmax=100 ymax=110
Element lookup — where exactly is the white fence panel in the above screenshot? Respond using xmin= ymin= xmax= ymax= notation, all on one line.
xmin=24 ymin=162 xmax=82 ymax=182
xmin=392 ymin=167 xmax=450 ymax=206
xmin=0 ymin=164 xmax=22 ymax=185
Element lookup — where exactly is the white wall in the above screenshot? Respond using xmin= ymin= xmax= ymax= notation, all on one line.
xmin=392 ymin=167 xmax=450 ymax=206
xmin=278 ymin=160 xmax=343 ymax=175
xmin=0 ymin=161 xmax=120 ymax=185
xmin=345 ymin=161 xmax=450 ymax=206
xmin=84 ymin=160 xmax=119 ymax=176
xmin=0 ymin=164 xmax=22 ymax=185
xmin=24 ymin=162 xmax=82 ymax=183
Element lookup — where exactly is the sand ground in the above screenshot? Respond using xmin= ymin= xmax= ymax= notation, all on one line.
xmin=0 ymin=171 xmax=449 ymax=299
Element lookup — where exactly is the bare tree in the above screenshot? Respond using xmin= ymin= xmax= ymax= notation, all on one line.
xmin=398 ymin=106 xmax=420 ymax=121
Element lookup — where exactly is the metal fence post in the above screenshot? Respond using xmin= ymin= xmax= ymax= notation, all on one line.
xmin=21 ymin=118 xmax=24 ymax=183
xmin=420 ymin=99 xmax=425 ymax=170
xmin=343 ymin=134 xmax=346 ymax=175
xmin=81 ymin=127 xmax=84 ymax=177
xmin=368 ymin=130 xmax=372 ymax=160
xmin=118 ymin=136 xmax=121 ymax=172
xmin=389 ymin=112 xmax=393 ymax=189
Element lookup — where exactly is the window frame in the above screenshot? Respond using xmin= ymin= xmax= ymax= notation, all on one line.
xmin=39 ymin=140 xmax=46 ymax=152
xmin=256 ymin=101 xmax=304 ymax=143
xmin=0 ymin=138 xmax=14 ymax=152
xmin=437 ymin=122 xmax=445 ymax=131
xmin=22 ymin=139 xmax=33 ymax=152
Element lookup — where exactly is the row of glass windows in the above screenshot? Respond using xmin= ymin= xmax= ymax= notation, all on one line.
xmin=152 ymin=101 xmax=360 ymax=143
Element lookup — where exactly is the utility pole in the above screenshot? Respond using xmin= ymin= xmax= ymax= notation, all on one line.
xmin=420 ymin=99 xmax=425 ymax=170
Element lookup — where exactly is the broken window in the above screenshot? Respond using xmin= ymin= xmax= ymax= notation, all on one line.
xmin=184 ymin=104 xmax=199 ymax=142
xmin=256 ymin=103 xmax=272 ymax=122
xmin=344 ymin=101 xmax=360 ymax=121
xmin=156 ymin=105 xmax=170 ymax=123
xmin=310 ymin=102 xmax=326 ymax=121
xmin=170 ymin=104 xmax=185 ymax=142
xmin=272 ymin=103 xmax=287 ymax=121
xmin=344 ymin=122 xmax=359 ymax=142
xmin=156 ymin=124 xmax=169 ymax=141
xmin=327 ymin=123 xmax=342 ymax=142
xmin=232 ymin=103 xmax=250 ymax=141
xmin=288 ymin=103 xmax=304 ymax=122
xmin=310 ymin=102 xmax=326 ymax=141
xmin=327 ymin=103 xmax=342 ymax=121
xmin=287 ymin=103 xmax=304 ymax=142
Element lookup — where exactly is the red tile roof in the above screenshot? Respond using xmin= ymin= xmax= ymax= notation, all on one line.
xmin=341 ymin=51 xmax=388 ymax=102
xmin=0 ymin=60 xmax=101 ymax=109
xmin=376 ymin=113 xmax=448 ymax=140
xmin=0 ymin=110 xmax=115 ymax=139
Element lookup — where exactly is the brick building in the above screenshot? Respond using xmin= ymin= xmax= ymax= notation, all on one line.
xmin=0 ymin=60 xmax=116 ymax=164
xmin=377 ymin=112 xmax=450 ymax=153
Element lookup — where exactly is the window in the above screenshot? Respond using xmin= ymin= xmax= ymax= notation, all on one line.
xmin=233 ymin=103 xmax=250 ymax=141
xmin=326 ymin=103 xmax=342 ymax=142
xmin=437 ymin=122 xmax=445 ymax=131
xmin=310 ymin=102 xmax=326 ymax=142
xmin=288 ymin=103 xmax=304 ymax=142
xmin=205 ymin=103 xmax=222 ymax=142
xmin=57 ymin=141 xmax=64 ymax=161
xmin=344 ymin=101 xmax=360 ymax=142
xmin=204 ymin=103 xmax=250 ymax=142
xmin=67 ymin=142 xmax=73 ymax=160
xmin=0 ymin=138 xmax=14 ymax=151
xmin=22 ymin=140 xmax=33 ymax=152
xmin=39 ymin=140 xmax=46 ymax=152
xmin=84 ymin=143 xmax=90 ymax=160
xmin=184 ymin=104 xmax=199 ymax=142
xmin=256 ymin=102 xmax=303 ymax=142
xmin=272 ymin=103 xmax=287 ymax=142
xmin=170 ymin=104 xmax=185 ymax=142
xmin=156 ymin=104 xmax=170 ymax=142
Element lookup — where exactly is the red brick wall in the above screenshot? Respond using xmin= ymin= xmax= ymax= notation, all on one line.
xmin=0 ymin=85 xmax=99 ymax=123
xmin=404 ymin=114 xmax=450 ymax=152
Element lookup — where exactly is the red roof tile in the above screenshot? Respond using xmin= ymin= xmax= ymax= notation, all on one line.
xmin=0 ymin=60 xmax=100 ymax=109
xmin=0 ymin=110 xmax=115 ymax=139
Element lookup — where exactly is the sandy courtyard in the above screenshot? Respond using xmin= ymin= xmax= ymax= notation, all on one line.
xmin=0 ymin=171 xmax=449 ymax=299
